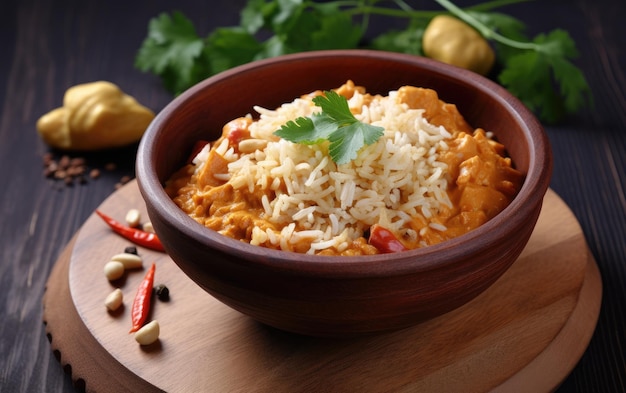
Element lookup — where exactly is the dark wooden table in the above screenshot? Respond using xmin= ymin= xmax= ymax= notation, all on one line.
xmin=1 ymin=0 xmax=624 ymax=391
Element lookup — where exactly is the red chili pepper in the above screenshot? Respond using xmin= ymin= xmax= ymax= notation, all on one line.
xmin=95 ymin=210 xmax=165 ymax=252
xmin=369 ymin=224 xmax=408 ymax=253
xmin=129 ymin=262 xmax=156 ymax=333
xmin=227 ymin=128 xmax=247 ymax=146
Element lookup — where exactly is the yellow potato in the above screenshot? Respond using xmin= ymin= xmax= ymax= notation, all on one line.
xmin=37 ymin=81 xmax=155 ymax=150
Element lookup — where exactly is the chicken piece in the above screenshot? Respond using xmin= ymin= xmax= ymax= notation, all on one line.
xmin=396 ymin=86 xmax=473 ymax=134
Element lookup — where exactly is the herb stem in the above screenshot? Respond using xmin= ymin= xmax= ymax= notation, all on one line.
xmin=323 ymin=0 xmax=534 ymax=31
xmin=434 ymin=0 xmax=539 ymax=51
xmin=466 ymin=0 xmax=533 ymax=12
xmin=349 ymin=6 xmax=440 ymax=19
xmin=391 ymin=0 xmax=416 ymax=13
xmin=339 ymin=4 xmax=439 ymax=19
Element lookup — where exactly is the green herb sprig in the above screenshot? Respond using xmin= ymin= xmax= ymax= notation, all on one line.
xmin=274 ymin=91 xmax=384 ymax=164
xmin=135 ymin=0 xmax=592 ymax=123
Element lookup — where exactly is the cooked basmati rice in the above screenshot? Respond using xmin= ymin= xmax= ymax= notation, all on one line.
xmin=191 ymin=88 xmax=455 ymax=254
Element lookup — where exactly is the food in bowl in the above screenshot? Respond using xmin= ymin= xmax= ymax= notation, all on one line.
xmin=164 ymin=80 xmax=523 ymax=255
xmin=137 ymin=50 xmax=552 ymax=336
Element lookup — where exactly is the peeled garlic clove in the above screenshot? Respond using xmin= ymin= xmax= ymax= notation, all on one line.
xmin=134 ymin=320 xmax=160 ymax=345
xmin=105 ymin=288 xmax=124 ymax=311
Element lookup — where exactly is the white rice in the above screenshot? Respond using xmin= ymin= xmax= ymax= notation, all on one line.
xmin=194 ymin=89 xmax=454 ymax=254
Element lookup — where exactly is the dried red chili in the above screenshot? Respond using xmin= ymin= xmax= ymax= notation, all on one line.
xmin=95 ymin=210 xmax=165 ymax=252
xmin=369 ymin=224 xmax=408 ymax=253
xmin=129 ymin=263 xmax=156 ymax=333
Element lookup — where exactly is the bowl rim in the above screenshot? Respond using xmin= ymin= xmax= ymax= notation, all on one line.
xmin=136 ymin=49 xmax=552 ymax=277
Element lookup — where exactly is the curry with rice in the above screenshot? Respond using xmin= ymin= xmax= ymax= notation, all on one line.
xmin=165 ymin=81 xmax=523 ymax=255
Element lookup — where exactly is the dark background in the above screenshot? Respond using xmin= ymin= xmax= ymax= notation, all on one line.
xmin=1 ymin=0 xmax=624 ymax=391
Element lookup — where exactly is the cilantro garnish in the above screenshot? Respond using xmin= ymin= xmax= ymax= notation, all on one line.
xmin=273 ymin=91 xmax=384 ymax=165
xmin=135 ymin=0 xmax=592 ymax=123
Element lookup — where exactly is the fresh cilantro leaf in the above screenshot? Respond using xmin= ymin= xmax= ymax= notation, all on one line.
xmin=136 ymin=1 xmax=592 ymax=123
xmin=499 ymin=50 xmax=564 ymax=122
xmin=270 ymin=3 xmax=361 ymax=52
xmin=551 ymin=56 xmax=591 ymax=113
xmin=135 ymin=12 xmax=205 ymax=94
xmin=204 ymin=27 xmax=264 ymax=74
xmin=498 ymin=29 xmax=591 ymax=123
xmin=469 ymin=11 xmax=527 ymax=40
xmin=370 ymin=26 xmax=425 ymax=55
xmin=275 ymin=117 xmax=327 ymax=144
xmin=310 ymin=114 xmax=344 ymax=140
xmin=240 ymin=0 xmax=276 ymax=34
xmin=328 ymin=122 xmax=383 ymax=164
xmin=308 ymin=12 xmax=362 ymax=50
xmin=468 ymin=11 xmax=528 ymax=60
xmin=274 ymin=91 xmax=384 ymax=164
xmin=312 ymin=91 xmax=357 ymax=126
xmin=257 ymin=35 xmax=290 ymax=58
xmin=273 ymin=0 xmax=305 ymax=27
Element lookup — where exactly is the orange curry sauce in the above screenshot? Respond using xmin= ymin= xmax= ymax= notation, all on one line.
xmin=165 ymin=83 xmax=523 ymax=255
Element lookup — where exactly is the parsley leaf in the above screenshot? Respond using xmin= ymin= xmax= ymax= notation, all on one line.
xmin=498 ymin=29 xmax=591 ymax=123
xmin=434 ymin=0 xmax=592 ymax=123
xmin=134 ymin=12 xmax=205 ymax=94
xmin=135 ymin=0 xmax=592 ymax=123
xmin=466 ymin=11 xmax=528 ymax=60
xmin=274 ymin=91 xmax=384 ymax=164
xmin=314 ymin=89 xmax=359 ymax=126
xmin=204 ymin=27 xmax=264 ymax=74
xmin=370 ymin=26 xmax=425 ymax=55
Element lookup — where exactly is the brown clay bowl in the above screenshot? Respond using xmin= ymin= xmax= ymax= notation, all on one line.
xmin=136 ymin=50 xmax=552 ymax=337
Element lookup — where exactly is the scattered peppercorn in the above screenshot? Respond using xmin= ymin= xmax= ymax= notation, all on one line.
xmin=115 ymin=175 xmax=133 ymax=190
xmin=154 ymin=284 xmax=170 ymax=302
xmin=42 ymin=153 xmax=90 ymax=187
xmin=40 ymin=152 xmax=134 ymax=190
xmin=124 ymin=246 xmax=138 ymax=255
xmin=58 ymin=155 xmax=70 ymax=169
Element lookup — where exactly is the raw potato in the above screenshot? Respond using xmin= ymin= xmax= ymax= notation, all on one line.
xmin=36 ymin=81 xmax=155 ymax=150
xmin=105 ymin=288 xmax=124 ymax=311
xmin=422 ymin=15 xmax=495 ymax=76
xmin=134 ymin=320 xmax=160 ymax=345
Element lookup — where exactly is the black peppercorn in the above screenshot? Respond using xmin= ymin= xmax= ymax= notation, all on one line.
xmin=154 ymin=284 xmax=170 ymax=301
xmin=124 ymin=246 xmax=138 ymax=255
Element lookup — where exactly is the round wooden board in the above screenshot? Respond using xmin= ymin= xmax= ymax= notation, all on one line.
xmin=43 ymin=181 xmax=602 ymax=393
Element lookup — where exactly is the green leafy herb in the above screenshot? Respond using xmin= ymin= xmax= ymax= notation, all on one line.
xmin=134 ymin=12 xmax=206 ymax=95
xmin=433 ymin=0 xmax=592 ymax=123
xmin=135 ymin=0 xmax=592 ymax=123
xmin=274 ymin=91 xmax=384 ymax=164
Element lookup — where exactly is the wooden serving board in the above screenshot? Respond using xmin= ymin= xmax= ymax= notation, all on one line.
xmin=43 ymin=181 xmax=601 ymax=393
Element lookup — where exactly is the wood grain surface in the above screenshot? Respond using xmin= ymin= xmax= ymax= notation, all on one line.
xmin=43 ymin=181 xmax=601 ymax=392
xmin=2 ymin=0 xmax=625 ymax=392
